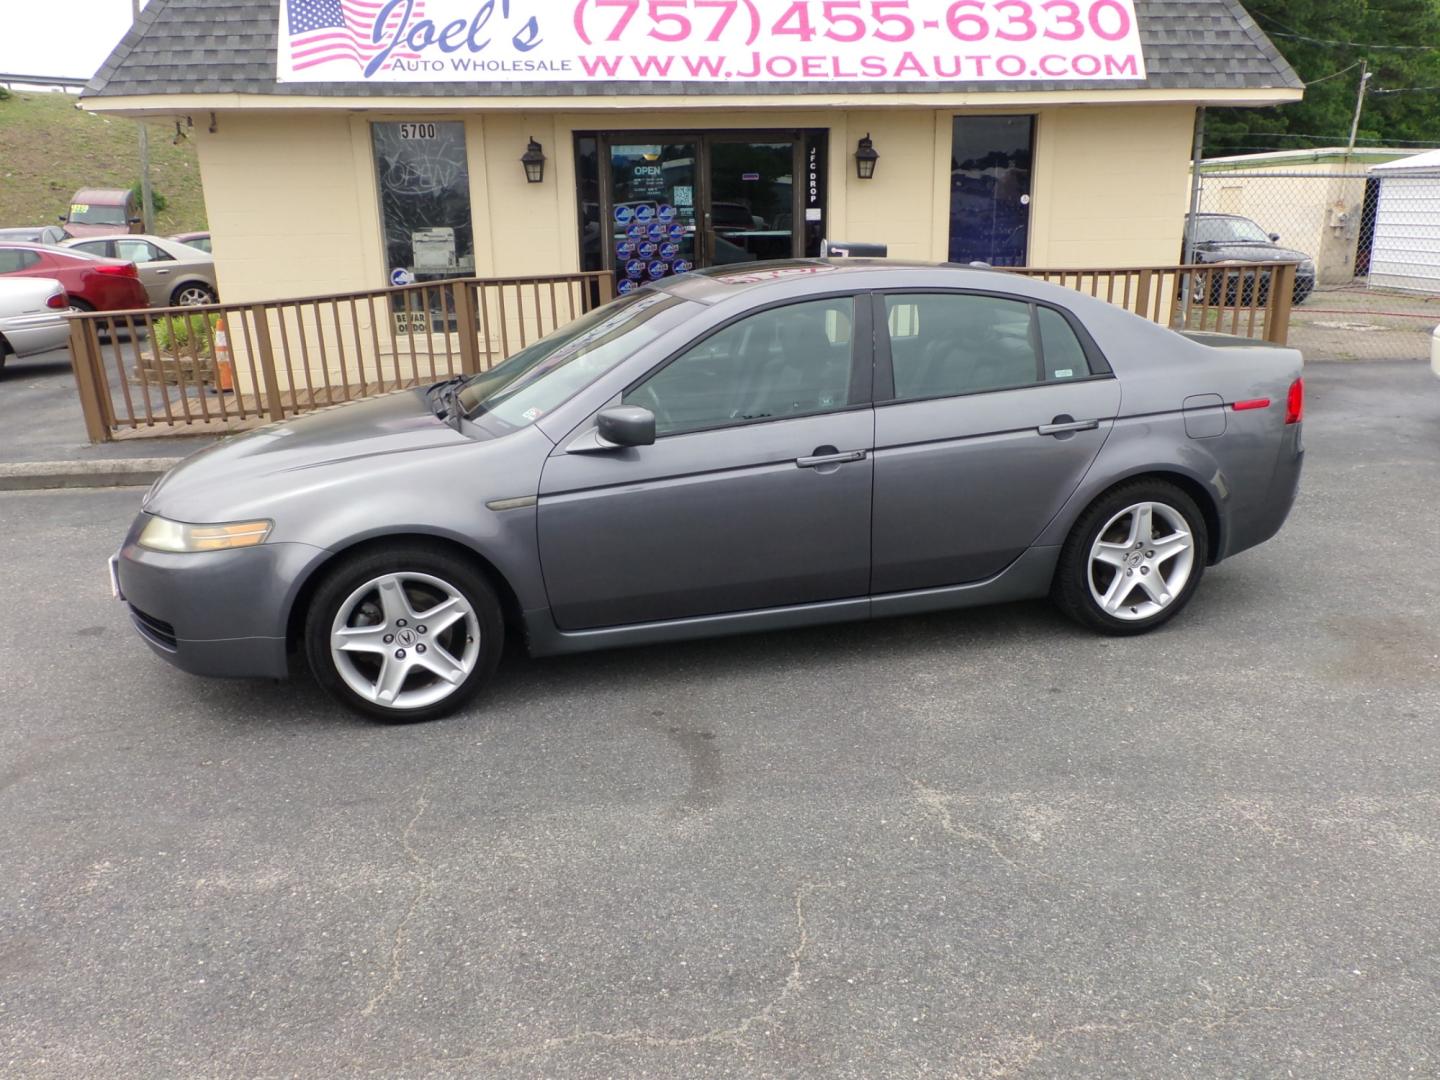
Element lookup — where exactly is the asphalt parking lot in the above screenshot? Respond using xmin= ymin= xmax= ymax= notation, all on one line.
xmin=2 ymin=359 xmax=1438 ymax=1078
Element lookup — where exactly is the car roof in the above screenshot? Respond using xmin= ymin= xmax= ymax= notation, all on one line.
xmin=0 ymin=240 xmax=111 ymax=261
xmin=72 ymin=188 xmax=131 ymax=202
xmin=652 ymin=258 xmax=1031 ymax=304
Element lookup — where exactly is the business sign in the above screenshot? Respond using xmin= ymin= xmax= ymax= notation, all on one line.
xmin=277 ymin=0 xmax=1145 ymax=83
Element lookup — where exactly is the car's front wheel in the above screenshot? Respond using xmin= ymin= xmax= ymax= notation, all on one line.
xmin=304 ymin=545 xmax=504 ymax=722
xmin=1052 ymin=481 xmax=1208 ymax=635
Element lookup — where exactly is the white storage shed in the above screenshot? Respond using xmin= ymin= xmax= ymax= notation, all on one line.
xmin=1369 ymin=149 xmax=1440 ymax=294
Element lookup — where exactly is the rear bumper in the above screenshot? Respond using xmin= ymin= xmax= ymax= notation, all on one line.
xmin=115 ymin=532 xmax=327 ymax=679
xmin=1219 ymin=421 xmax=1304 ymax=560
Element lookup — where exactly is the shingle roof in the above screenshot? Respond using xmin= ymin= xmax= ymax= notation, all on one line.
xmin=86 ymin=0 xmax=1302 ymax=99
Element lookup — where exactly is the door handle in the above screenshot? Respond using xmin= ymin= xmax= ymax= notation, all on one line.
xmin=796 ymin=449 xmax=867 ymax=469
xmin=1037 ymin=418 xmax=1099 ymax=436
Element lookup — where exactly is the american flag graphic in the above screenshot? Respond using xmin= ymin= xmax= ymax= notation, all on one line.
xmin=286 ymin=0 xmax=425 ymax=73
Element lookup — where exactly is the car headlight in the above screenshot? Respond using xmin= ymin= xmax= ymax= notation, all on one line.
xmin=1299 ymin=259 xmax=1315 ymax=275
xmin=138 ymin=515 xmax=272 ymax=553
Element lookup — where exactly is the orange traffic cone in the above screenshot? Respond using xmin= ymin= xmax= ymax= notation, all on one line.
xmin=214 ymin=317 xmax=234 ymax=393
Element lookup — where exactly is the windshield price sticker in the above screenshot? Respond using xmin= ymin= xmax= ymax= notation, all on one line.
xmin=278 ymin=0 xmax=1144 ymax=83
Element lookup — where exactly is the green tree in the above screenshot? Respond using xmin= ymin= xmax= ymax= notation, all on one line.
xmin=1206 ymin=0 xmax=1440 ymax=155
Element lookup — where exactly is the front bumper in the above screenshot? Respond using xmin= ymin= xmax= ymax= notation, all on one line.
xmin=114 ymin=527 xmax=327 ymax=679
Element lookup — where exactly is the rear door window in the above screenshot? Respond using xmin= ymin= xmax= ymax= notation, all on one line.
xmin=883 ymin=292 xmax=1095 ymax=401
xmin=116 ymin=240 xmax=170 ymax=264
xmin=0 ymin=249 xmax=41 ymax=273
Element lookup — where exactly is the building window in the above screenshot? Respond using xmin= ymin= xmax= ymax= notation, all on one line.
xmin=575 ymin=134 xmax=603 ymax=273
xmin=948 ymin=116 xmax=1034 ymax=267
xmin=371 ymin=121 xmax=475 ymax=283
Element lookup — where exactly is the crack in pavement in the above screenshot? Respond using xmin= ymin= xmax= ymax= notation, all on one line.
xmin=954 ymin=998 xmax=1310 ymax=1079
xmin=425 ymin=880 xmax=839 ymax=1067
xmin=912 ymin=780 xmax=1025 ymax=872
xmin=362 ymin=785 xmax=432 ymax=1018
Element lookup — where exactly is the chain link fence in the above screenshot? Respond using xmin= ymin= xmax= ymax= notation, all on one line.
xmin=1194 ymin=166 xmax=1440 ymax=361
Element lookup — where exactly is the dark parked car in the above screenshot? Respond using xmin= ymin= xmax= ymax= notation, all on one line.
xmin=114 ymin=261 xmax=1304 ymax=722
xmin=0 ymin=243 xmax=149 ymax=313
xmin=1184 ymin=213 xmax=1315 ymax=305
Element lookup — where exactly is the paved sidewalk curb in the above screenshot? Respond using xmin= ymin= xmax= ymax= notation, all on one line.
xmin=0 ymin=459 xmax=180 ymax=491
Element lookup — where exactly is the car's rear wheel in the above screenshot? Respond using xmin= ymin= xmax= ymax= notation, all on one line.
xmin=171 ymin=283 xmax=216 ymax=307
xmin=1052 ymin=480 xmax=1208 ymax=635
xmin=304 ymin=545 xmax=504 ymax=722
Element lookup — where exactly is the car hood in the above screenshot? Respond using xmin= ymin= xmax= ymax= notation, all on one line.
xmin=146 ymin=389 xmax=469 ymax=520
xmin=1199 ymin=241 xmax=1312 ymax=266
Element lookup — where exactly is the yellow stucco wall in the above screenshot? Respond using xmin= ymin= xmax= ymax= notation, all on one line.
xmin=194 ymin=112 xmax=385 ymax=302
xmin=1027 ymin=104 xmax=1196 ymax=267
xmin=194 ymin=102 xmax=1197 ymax=304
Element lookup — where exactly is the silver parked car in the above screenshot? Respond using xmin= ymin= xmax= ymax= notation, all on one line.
xmin=61 ymin=234 xmax=218 ymax=307
xmin=113 ymin=261 xmax=1305 ymax=721
xmin=0 ymin=277 xmax=71 ymax=369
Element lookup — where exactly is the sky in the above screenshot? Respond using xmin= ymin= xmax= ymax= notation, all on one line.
xmin=0 ymin=0 xmax=150 ymax=81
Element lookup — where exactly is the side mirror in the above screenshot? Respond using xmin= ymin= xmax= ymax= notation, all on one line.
xmin=57 ymin=214 xmax=67 ymax=223
xmin=1268 ymin=232 xmax=1280 ymax=242
xmin=597 ymin=406 xmax=655 ymax=448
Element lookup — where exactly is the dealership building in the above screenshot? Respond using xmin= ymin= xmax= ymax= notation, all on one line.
xmin=83 ymin=0 xmax=1301 ymax=304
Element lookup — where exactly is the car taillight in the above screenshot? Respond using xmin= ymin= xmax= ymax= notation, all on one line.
xmin=95 ymin=262 xmax=139 ymax=278
xmin=46 ymin=291 xmax=70 ymax=310
xmin=1284 ymin=377 xmax=1304 ymax=425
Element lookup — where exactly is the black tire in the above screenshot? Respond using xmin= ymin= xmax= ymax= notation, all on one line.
xmin=68 ymin=298 xmax=94 ymax=312
xmin=1292 ymin=284 xmax=1312 ymax=306
xmin=304 ymin=543 xmax=504 ymax=723
xmin=0 ymin=338 xmax=10 ymax=373
xmin=1051 ymin=480 xmax=1209 ymax=636
xmin=170 ymin=282 xmax=217 ymax=307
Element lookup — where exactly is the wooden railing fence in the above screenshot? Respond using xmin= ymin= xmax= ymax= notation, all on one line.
xmin=67 ymin=262 xmax=1294 ymax=443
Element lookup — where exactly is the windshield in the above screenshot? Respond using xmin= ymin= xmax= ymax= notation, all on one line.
xmin=458 ymin=290 xmax=690 ymax=427
xmin=69 ymin=203 xmax=128 ymax=226
xmin=1193 ymin=216 xmax=1271 ymax=245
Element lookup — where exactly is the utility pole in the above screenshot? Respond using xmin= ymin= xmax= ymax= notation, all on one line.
xmin=1346 ymin=60 xmax=1372 ymax=156
xmin=132 ymin=0 xmax=155 ymax=233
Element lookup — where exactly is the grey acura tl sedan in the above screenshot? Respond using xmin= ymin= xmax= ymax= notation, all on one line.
xmin=112 ymin=261 xmax=1304 ymax=721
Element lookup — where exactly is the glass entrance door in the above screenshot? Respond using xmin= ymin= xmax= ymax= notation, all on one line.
xmin=948 ymin=116 xmax=1034 ymax=267
xmin=608 ymin=140 xmax=700 ymax=295
xmin=706 ymin=139 xmax=798 ymax=266
xmin=602 ymin=134 xmax=804 ymax=291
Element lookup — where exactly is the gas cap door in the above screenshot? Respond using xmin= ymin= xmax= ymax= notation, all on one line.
xmin=1183 ymin=393 xmax=1226 ymax=439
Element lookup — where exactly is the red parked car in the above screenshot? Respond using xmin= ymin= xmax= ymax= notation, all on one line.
xmin=0 ymin=242 xmax=149 ymax=313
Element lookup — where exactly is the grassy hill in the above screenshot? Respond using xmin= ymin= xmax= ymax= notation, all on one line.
xmin=0 ymin=90 xmax=207 ymax=234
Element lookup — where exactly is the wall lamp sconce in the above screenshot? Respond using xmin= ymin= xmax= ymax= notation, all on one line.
xmin=522 ymin=137 xmax=546 ymax=184
xmin=854 ymin=133 xmax=879 ymax=180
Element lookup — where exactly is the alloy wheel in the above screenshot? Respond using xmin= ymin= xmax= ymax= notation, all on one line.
xmin=328 ymin=572 xmax=481 ymax=710
xmin=1087 ymin=501 xmax=1196 ymax=622
xmin=174 ymin=285 xmax=215 ymax=306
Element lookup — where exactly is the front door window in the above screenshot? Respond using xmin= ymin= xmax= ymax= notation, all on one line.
xmin=948 ymin=116 xmax=1034 ymax=267
xmin=623 ymin=296 xmax=856 ymax=435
